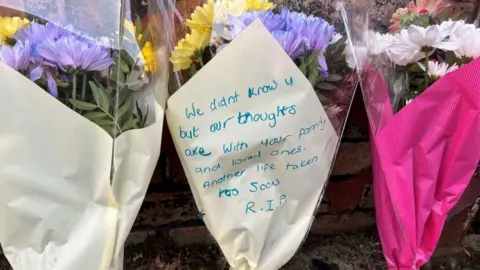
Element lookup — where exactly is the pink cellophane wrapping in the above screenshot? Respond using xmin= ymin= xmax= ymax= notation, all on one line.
xmin=360 ymin=58 xmax=480 ymax=269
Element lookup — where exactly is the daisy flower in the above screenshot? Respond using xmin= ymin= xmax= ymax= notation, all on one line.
xmin=417 ymin=60 xmax=458 ymax=79
xmin=387 ymin=21 xmax=459 ymax=66
xmin=448 ymin=21 xmax=480 ymax=60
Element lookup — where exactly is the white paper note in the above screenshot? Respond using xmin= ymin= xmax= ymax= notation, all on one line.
xmin=166 ymin=21 xmax=339 ymax=270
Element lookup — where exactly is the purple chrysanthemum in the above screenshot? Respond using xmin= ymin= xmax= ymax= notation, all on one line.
xmin=0 ymin=40 xmax=33 ymax=72
xmin=284 ymin=9 xmax=335 ymax=75
xmin=36 ymin=35 xmax=114 ymax=72
xmin=229 ymin=11 xmax=286 ymax=38
xmin=15 ymin=22 xmax=68 ymax=44
xmin=271 ymin=31 xmax=304 ymax=59
xmin=30 ymin=63 xmax=59 ymax=98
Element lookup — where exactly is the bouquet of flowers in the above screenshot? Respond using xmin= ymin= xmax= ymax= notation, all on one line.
xmin=0 ymin=1 xmax=172 ymax=269
xmin=344 ymin=0 xmax=480 ymax=268
xmin=166 ymin=0 xmax=358 ymax=268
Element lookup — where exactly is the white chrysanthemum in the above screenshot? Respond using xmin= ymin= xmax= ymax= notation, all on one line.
xmin=388 ymin=20 xmax=460 ymax=66
xmin=417 ymin=60 xmax=458 ymax=79
xmin=367 ymin=30 xmax=394 ymax=55
xmin=447 ymin=20 xmax=480 ymax=59
xmin=329 ymin=33 xmax=343 ymax=45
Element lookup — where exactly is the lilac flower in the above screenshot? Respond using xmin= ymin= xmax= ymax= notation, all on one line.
xmin=15 ymin=22 xmax=68 ymax=44
xmin=229 ymin=11 xmax=286 ymax=38
xmin=30 ymin=63 xmax=59 ymax=98
xmin=285 ymin=10 xmax=335 ymax=75
xmin=36 ymin=35 xmax=114 ymax=72
xmin=0 ymin=40 xmax=33 ymax=72
xmin=271 ymin=31 xmax=304 ymax=59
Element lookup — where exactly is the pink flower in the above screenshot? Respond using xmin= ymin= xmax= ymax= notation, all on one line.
xmin=389 ymin=0 xmax=449 ymax=33
xmin=409 ymin=0 xmax=448 ymax=17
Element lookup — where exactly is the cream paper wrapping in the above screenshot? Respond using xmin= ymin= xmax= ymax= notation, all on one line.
xmin=166 ymin=21 xmax=339 ymax=270
xmin=0 ymin=48 xmax=167 ymax=270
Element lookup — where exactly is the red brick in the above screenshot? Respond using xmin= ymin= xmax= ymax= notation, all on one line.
xmin=169 ymin=226 xmax=215 ymax=246
xmin=310 ymin=212 xmax=376 ymax=235
xmin=331 ymin=142 xmax=371 ymax=176
xmin=325 ymin=169 xmax=372 ymax=213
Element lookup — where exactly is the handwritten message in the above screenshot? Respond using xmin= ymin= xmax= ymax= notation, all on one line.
xmin=166 ymin=20 xmax=339 ymax=270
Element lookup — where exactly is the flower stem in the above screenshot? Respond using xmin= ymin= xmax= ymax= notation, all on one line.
xmin=81 ymin=73 xmax=87 ymax=100
xmin=424 ymin=52 xmax=429 ymax=90
xmin=198 ymin=56 xmax=204 ymax=67
xmin=72 ymin=73 xmax=77 ymax=101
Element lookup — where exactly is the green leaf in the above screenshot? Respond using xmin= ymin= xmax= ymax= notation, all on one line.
xmin=116 ymin=102 xmax=131 ymax=120
xmin=69 ymin=99 xmax=98 ymax=110
xmin=316 ymin=82 xmax=338 ymax=91
xmin=135 ymin=16 xmax=142 ymax=38
xmin=116 ymin=86 xmax=131 ymax=106
xmin=94 ymin=119 xmax=115 ymax=126
xmin=308 ymin=71 xmax=319 ymax=87
xmin=84 ymin=111 xmax=107 ymax=121
xmin=325 ymin=74 xmax=343 ymax=82
xmin=451 ymin=12 xmax=462 ymax=21
xmin=139 ymin=29 xmax=150 ymax=49
xmin=142 ymin=108 xmax=149 ymax=127
xmin=120 ymin=50 xmax=135 ymax=67
xmin=298 ymin=62 xmax=307 ymax=76
xmin=122 ymin=118 xmax=138 ymax=131
xmin=120 ymin=60 xmax=130 ymax=74
xmin=136 ymin=101 xmax=143 ymax=122
xmin=89 ymin=81 xmax=110 ymax=112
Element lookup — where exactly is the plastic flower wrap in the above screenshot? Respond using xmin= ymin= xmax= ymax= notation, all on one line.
xmin=0 ymin=1 xmax=173 ymax=269
xmin=166 ymin=0 xmax=358 ymax=269
xmin=343 ymin=0 xmax=480 ymax=268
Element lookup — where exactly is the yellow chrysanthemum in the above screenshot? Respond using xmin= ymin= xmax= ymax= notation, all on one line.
xmin=245 ymin=0 xmax=275 ymax=11
xmin=123 ymin=20 xmax=157 ymax=72
xmin=170 ymin=39 xmax=196 ymax=72
xmin=0 ymin=16 xmax=29 ymax=44
xmin=170 ymin=30 xmax=210 ymax=72
xmin=185 ymin=0 xmax=215 ymax=35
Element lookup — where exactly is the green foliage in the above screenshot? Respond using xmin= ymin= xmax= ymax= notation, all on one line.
xmin=69 ymin=80 xmax=149 ymax=138
xmin=299 ymin=36 xmax=348 ymax=93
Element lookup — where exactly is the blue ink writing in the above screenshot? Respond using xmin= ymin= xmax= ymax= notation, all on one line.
xmin=237 ymin=105 xmax=297 ymax=128
xmin=231 ymin=151 xmax=261 ymax=166
xmin=284 ymin=76 xmax=294 ymax=86
xmin=260 ymin=135 xmax=291 ymax=148
xmin=185 ymin=103 xmax=204 ymax=119
xmin=223 ymin=141 xmax=249 ymax=154
xmin=256 ymin=163 xmax=276 ymax=172
xmin=218 ymin=188 xmax=239 ymax=198
xmin=248 ymin=80 xmax=278 ymax=98
xmin=246 ymin=202 xmax=256 ymax=214
xmin=280 ymin=194 xmax=287 ymax=204
xmin=210 ymin=91 xmax=239 ymax=111
xmin=266 ymin=199 xmax=274 ymax=212
xmin=179 ymin=126 xmax=199 ymax=139
xmin=270 ymin=145 xmax=304 ymax=156
xmin=195 ymin=163 xmax=220 ymax=174
xmin=210 ymin=116 xmax=235 ymax=133
xmin=286 ymin=156 xmax=319 ymax=170
xmin=245 ymin=194 xmax=288 ymax=215
xmin=298 ymin=118 xmax=326 ymax=139
xmin=249 ymin=179 xmax=280 ymax=193
xmin=203 ymin=169 xmax=246 ymax=188
xmin=184 ymin=146 xmax=211 ymax=157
